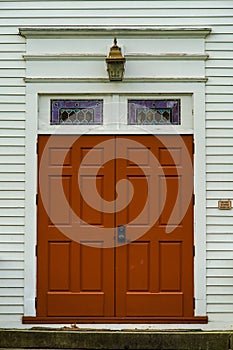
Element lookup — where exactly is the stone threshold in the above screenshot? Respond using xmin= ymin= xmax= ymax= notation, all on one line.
xmin=0 ymin=329 xmax=232 ymax=350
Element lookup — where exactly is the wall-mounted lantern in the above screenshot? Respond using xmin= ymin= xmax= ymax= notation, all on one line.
xmin=106 ymin=38 xmax=125 ymax=81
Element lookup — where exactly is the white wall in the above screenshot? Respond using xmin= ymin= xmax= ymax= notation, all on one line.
xmin=0 ymin=1 xmax=232 ymax=329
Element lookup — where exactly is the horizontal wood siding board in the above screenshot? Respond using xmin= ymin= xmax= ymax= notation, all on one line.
xmin=0 ymin=12 xmax=231 ymax=20
xmin=0 ymin=288 xmax=23 ymax=296
xmin=0 ymin=18 xmax=227 ymax=26
xmin=1 ymin=1 xmax=233 ymax=9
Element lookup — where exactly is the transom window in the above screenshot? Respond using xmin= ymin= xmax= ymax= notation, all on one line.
xmin=41 ymin=95 xmax=191 ymax=133
xmin=50 ymin=99 xmax=103 ymax=125
xmin=50 ymin=98 xmax=181 ymax=126
xmin=128 ymin=99 xmax=180 ymax=125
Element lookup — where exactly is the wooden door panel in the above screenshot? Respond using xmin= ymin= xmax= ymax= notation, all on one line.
xmin=127 ymin=242 xmax=150 ymax=291
xmin=47 ymin=242 xmax=112 ymax=317
xmin=125 ymin=175 xmax=149 ymax=225
xmin=37 ymin=135 xmax=194 ymax=319
xmin=115 ymin=135 xmax=193 ymax=317
xmin=48 ymin=242 xmax=71 ymax=291
xmin=79 ymin=175 xmax=105 ymax=225
xmin=158 ymin=175 xmax=181 ymax=226
xmin=47 ymin=293 xmax=106 ymax=317
xmin=48 ymin=175 xmax=72 ymax=226
xmin=159 ymin=241 xmax=182 ymax=291
xmin=125 ymin=293 xmax=183 ymax=317
xmin=37 ymin=135 xmax=115 ymax=317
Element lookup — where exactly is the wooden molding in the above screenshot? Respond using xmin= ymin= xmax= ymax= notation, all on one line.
xmin=23 ymin=53 xmax=209 ymax=61
xmin=19 ymin=26 xmax=212 ymax=38
xmin=24 ymin=77 xmax=208 ymax=83
xmin=22 ymin=315 xmax=208 ymax=324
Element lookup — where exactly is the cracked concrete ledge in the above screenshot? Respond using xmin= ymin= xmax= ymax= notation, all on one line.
xmin=0 ymin=329 xmax=232 ymax=350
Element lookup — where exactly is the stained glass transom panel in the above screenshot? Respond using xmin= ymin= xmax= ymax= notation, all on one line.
xmin=50 ymin=100 xmax=103 ymax=125
xmin=128 ymin=100 xmax=180 ymax=125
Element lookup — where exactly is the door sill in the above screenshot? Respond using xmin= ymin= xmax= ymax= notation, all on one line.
xmin=22 ymin=316 xmax=208 ymax=324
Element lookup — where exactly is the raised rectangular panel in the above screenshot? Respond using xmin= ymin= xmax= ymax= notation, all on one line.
xmin=48 ymin=176 xmax=71 ymax=226
xmin=127 ymin=176 xmax=149 ymax=226
xmin=159 ymin=241 xmax=182 ymax=291
xmin=80 ymin=175 xmax=103 ymax=225
xmin=126 ymin=293 xmax=183 ymax=317
xmin=127 ymin=242 xmax=149 ymax=291
xmin=159 ymin=148 xmax=181 ymax=166
xmin=49 ymin=147 xmax=72 ymax=166
xmin=80 ymin=242 xmax=103 ymax=291
xmin=127 ymin=148 xmax=150 ymax=166
xmin=48 ymin=242 xmax=70 ymax=291
xmin=159 ymin=176 xmax=181 ymax=226
xmin=47 ymin=293 xmax=105 ymax=317
xmin=81 ymin=147 xmax=104 ymax=166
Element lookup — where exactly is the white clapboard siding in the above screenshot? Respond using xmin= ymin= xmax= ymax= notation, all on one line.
xmin=205 ymin=16 xmax=233 ymax=324
xmin=207 ymin=226 xmax=233 ymax=235
xmin=0 ymin=199 xmax=24 ymax=208
xmin=0 ymin=234 xmax=24 ymax=243
xmin=0 ymin=147 xmax=25 ymax=156
xmin=206 ymin=138 xmax=233 ymax=147
xmin=0 ymin=288 xmax=23 ymax=296
xmin=0 ymin=0 xmax=26 ymax=326
xmin=0 ymin=0 xmax=232 ymax=328
xmin=0 ymin=297 xmax=24 ymax=307
xmin=207 ymin=257 xmax=233 ymax=266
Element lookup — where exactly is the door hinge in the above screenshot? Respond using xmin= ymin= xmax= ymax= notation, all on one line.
xmin=192 ymin=141 xmax=195 ymax=154
xmin=193 ymin=194 xmax=195 ymax=205
xmin=35 ymin=297 xmax=38 ymax=310
xmin=35 ymin=245 xmax=38 ymax=257
xmin=193 ymin=245 xmax=195 ymax=257
xmin=36 ymin=194 xmax=38 ymax=205
xmin=36 ymin=142 xmax=38 ymax=155
xmin=193 ymin=297 xmax=195 ymax=309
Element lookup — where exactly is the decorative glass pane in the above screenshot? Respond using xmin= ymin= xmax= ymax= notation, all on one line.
xmin=50 ymin=100 xmax=103 ymax=125
xmin=128 ymin=100 xmax=180 ymax=125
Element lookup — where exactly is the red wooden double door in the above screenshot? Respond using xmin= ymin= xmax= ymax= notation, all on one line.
xmin=37 ymin=135 xmax=194 ymax=320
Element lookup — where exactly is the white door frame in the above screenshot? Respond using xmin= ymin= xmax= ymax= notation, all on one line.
xmin=24 ymin=81 xmax=207 ymax=327
xmin=22 ymin=26 xmax=209 ymax=328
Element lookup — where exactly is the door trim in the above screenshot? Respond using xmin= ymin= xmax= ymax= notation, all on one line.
xmin=24 ymin=83 xmax=207 ymax=325
xmin=23 ymin=134 xmax=208 ymax=324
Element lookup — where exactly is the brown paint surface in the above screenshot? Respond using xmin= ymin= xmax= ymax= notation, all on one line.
xmin=37 ymin=135 xmax=194 ymax=319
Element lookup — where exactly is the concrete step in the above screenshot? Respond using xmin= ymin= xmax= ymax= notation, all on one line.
xmin=0 ymin=329 xmax=232 ymax=350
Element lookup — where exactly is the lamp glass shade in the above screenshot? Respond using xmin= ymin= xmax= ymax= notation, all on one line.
xmin=106 ymin=38 xmax=125 ymax=81
xmin=106 ymin=61 xmax=125 ymax=81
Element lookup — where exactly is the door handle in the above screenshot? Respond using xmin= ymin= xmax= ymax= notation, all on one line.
xmin=117 ymin=225 xmax=126 ymax=243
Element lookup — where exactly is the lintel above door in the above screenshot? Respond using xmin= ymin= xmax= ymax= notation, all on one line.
xmin=20 ymin=26 xmax=210 ymax=83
